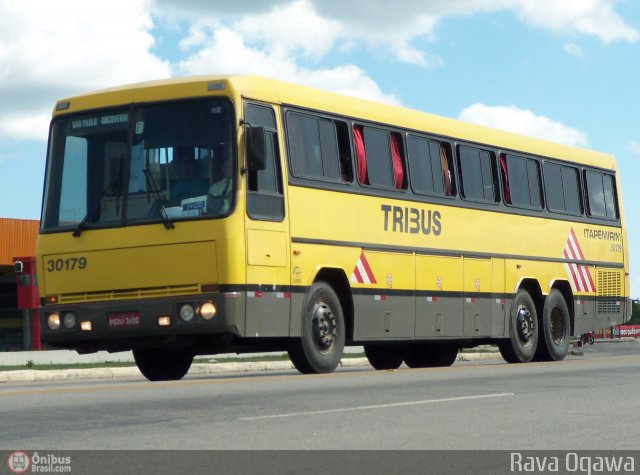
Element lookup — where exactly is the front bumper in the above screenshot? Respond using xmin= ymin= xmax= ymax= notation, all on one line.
xmin=41 ymin=292 xmax=244 ymax=350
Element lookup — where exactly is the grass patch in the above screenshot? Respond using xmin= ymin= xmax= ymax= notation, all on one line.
xmin=0 ymin=361 xmax=136 ymax=372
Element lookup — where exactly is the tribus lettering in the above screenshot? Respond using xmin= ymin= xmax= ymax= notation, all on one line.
xmin=381 ymin=204 xmax=442 ymax=236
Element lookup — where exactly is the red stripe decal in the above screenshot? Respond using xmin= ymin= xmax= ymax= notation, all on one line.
xmin=359 ymin=252 xmax=377 ymax=284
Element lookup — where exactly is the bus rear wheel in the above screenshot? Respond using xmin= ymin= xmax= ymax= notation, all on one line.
xmin=364 ymin=344 xmax=404 ymax=370
xmin=404 ymin=344 xmax=458 ymax=368
xmin=498 ymin=289 xmax=539 ymax=363
xmin=535 ymin=289 xmax=571 ymax=361
xmin=133 ymin=348 xmax=194 ymax=381
xmin=288 ymin=282 xmax=345 ymax=374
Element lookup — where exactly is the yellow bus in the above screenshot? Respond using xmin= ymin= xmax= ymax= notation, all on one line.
xmin=37 ymin=75 xmax=630 ymax=380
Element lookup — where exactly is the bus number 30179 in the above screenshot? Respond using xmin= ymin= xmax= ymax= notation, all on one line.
xmin=47 ymin=257 xmax=87 ymax=272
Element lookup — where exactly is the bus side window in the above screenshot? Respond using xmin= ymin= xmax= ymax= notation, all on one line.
xmin=390 ymin=132 xmax=406 ymax=190
xmin=457 ymin=145 xmax=499 ymax=203
xmin=335 ymin=121 xmax=353 ymax=183
xmin=503 ymin=154 xmax=543 ymax=210
xmin=353 ymin=125 xmax=368 ymax=185
xmin=285 ymin=111 xmax=351 ymax=183
xmin=354 ymin=124 xmax=406 ymax=190
xmin=500 ymin=153 xmax=511 ymax=205
xmin=407 ymin=135 xmax=454 ymax=197
xmin=245 ymin=103 xmax=284 ymax=221
xmin=439 ymin=142 xmax=454 ymax=196
xmin=543 ymin=162 xmax=582 ymax=215
xmin=585 ymin=170 xmax=619 ymax=220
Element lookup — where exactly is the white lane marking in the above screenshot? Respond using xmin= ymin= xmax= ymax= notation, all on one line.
xmin=239 ymin=392 xmax=514 ymax=421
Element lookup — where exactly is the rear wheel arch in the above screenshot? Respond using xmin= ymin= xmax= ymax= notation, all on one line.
xmin=518 ymin=278 xmax=543 ymax=303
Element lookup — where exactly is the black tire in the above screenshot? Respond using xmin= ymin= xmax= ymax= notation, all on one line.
xmin=404 ymin=344 xmax=458 ymax=368
xmin=288 ymin=282 xmax=345 ymax=374
xmin=587 ymin=334 xmax=595 ymax=345
xmin=133 ymin=348 xmax=194 ymax=381
xmin=498 ymin=289 xmax=539 ymax=363
xmin=364 ymin=344 xmax=404 ymax=370
xmin=535 ymin=289 xmax=571 ymax=361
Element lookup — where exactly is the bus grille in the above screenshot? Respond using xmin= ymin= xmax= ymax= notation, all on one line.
xmin=58 ymin=284 xmax=201 ymax=304
xmin=596 ymin=269 xmax=622 ymax=314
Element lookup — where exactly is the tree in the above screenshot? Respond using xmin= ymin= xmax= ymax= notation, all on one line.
xmin=631 ymin=299 xmax=640 ymax=325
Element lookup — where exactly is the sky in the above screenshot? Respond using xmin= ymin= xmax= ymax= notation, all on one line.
xmin=0 ymin=0 xmax=638 ymax=296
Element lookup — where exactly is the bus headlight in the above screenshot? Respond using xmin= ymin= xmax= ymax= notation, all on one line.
xmin=199 ymin=301 xmax=217 ymax=320
xmin=179 ymin=304 xmax=195 ymax=322
xmin=63 ymin=312 xmax=77 ymax=329
xmin=47 ymin=313 xmax=61 ymax=330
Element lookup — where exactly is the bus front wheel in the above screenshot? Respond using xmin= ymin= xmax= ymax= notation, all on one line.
xmin=288 ymin=282 xmax=345 ymax=374
xmin=133 ymin=348 xmax=194 ymax=381
xmin=364 ymin=344 xmax=404 ymax=370
xmin=498 ymin=289 xmax=539 ymax=363
xmin=535 ymin=289 xmax=571 ymax=361
xmin=404 ymin=344 xmax=458 ymax=368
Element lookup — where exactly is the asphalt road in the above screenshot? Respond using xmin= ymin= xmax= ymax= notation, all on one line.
xmin=1 ymin=341 xmax=638 ymax=453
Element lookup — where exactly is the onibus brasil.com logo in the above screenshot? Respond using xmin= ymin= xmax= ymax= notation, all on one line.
xmin=7 ymin=451 xmax=71 ymax=473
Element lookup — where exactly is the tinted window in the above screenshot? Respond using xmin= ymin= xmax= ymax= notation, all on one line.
xmin=286 ymin=112 xmax=340 ymax=180
xmin=458 ymin=145 xmax=497 ymax=202
xmin=246 ymin=104 xmax=284 ymax=221
xmin=585 ymin=171 xmax=606 ymax=217
xmin=42 ymin=100 xmax=237 ymax=231
xmin=543 ymin=163 xmax=563 ymax=211
xmin=562 ymin=166 xmax=581 ymax=215
xmin=586 ymin=170 xmax=618 ymax=220
xmin=407 ymin=136 xmax=454 ymax=196
xmin=505 ymin=154 xmax=542 ymax=209
xmin=527 ymin=160 xmax=543 ymax=208
xmin=603 ymin=174 xmax=618 ymax=219
xmin=363 ymin=127 xmax=394 ymax=187
xmin=543 ymin=162 xmax=582 ymax=215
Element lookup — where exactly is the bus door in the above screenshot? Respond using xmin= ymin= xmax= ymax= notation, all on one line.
xmin=243 ymin=102 xmax=291 ymax=337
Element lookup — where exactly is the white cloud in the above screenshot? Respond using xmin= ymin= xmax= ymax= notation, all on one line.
xmin=513 ymin=0 xmax=639 ymax=43
xmin=176 ymin=27 xmax=400 ymax=105
xmin=0 ymin=112 xmax=51 ymax=142
xmin=564 ymin=42 xmax=585 ymax=58
xmin=630 ymin=141 xmax=640 ymax=155
xmin=459 ymin=103 xmax=588 ymax=147
xmin=0 ymin=0 xmax=171 ymax=141
xmin=156 ymin=0 xmax=639 ymax=48
xmin=175 ymin=0 xmax=442 ymax=69
xmin=2 ymin=0 xmax=637 ymax=141
xmin=234 ymin=0 xmax=343 ymax=61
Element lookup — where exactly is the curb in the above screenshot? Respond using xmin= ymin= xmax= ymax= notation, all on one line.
xmin=0 ymin=353 xmax=502 ymax=383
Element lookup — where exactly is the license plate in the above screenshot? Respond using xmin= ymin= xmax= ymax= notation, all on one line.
xmin=107 ymin=311 xmax=141 ymax=329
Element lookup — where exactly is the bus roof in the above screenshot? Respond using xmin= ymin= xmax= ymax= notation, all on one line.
xmin=53 ymin=74 xmax=616 ymax=171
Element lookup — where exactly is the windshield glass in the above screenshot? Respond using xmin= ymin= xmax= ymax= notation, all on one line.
xmin=41 ymin=99 xmax=236 ymax=232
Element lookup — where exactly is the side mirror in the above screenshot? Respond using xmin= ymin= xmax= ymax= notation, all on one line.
xmin=246 ymin=126 xmax=267 ymax=171
xmin=14 ymin=261 xmax=24 ymax=273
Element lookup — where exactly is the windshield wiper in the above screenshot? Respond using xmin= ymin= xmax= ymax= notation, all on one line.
xmin=72 ymin=182 xmax=121 ymax=238
xmin=144 ymin=168 xmax=175 ymax=230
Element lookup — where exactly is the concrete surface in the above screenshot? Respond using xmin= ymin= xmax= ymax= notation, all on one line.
xmin=4 ymin=339 xmax=630 ymax=383
xmin=0 ymin=347 xmax=502 ymax=383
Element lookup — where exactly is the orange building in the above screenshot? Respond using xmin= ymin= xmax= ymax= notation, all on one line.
xmin=0 ymin=218 xmax=39 ymax=350
xmin=0 ymin=218 xmax=39 ymax=265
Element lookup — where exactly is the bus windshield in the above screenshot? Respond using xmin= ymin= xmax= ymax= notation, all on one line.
xmin=41 ymin=99 xmax=236 ymax=232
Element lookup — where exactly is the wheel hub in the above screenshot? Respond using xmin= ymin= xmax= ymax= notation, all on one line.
xmin=550 ymin=307 xmax=565 ymax=345
xmin=516 ymin=305 xmax=534 ymax=343
xmin=312 ymin=302 xmax=336 ymax=352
